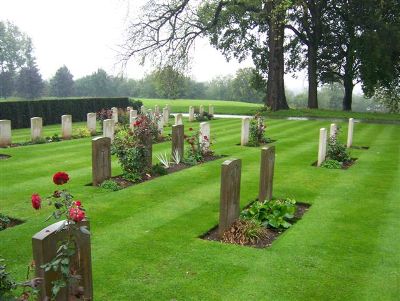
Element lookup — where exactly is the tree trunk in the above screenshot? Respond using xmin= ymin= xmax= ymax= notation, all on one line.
xmin=266 ymin=3 xmax=289 ymax=111
xmin=307 ymin=45 xmax=318 ymax=108
xmin=342 ymin=77 xmax=353 ymax=111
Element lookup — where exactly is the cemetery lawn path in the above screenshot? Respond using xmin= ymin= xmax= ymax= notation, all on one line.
xmin=0 ymin=117 xmax=399 ymax=300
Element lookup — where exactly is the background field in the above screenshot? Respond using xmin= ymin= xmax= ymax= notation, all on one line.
xmin=0 ymin=114 xmax=399 ymax=300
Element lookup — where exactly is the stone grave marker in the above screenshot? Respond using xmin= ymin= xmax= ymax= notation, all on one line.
xmin=129 ymin=110 xmax=138 ymax=129
xmin=32 ymin=220 xmax=93 ymax=301
xmin=87 ymin=113 xmax=97 ymax=135
xmin=127 ymin=106 xmax=133 ymax=112
xmin=154 ymin=105 xmax=160 ymax=115
xmin=199 ymin=122 xmax=210 ymax=149
xmin=189 ymin=106 xmax=195 ymax=122
xmin=157 ymin=117 xmax=164 ymax=135
xmin=141 ymin=105 xmax=147 ymax=115
xmin=175 ymin=113 xmax=183 ymax=125
xmin=258 ymin=146 xmax=275 ymax=202
xmin=31 ymin=117 xmax=43 ymax=142
xmin=103 ymin=119 xmax=115 ymax=142
xmin=111 ymin=107 xmax=118 ymax=123
xmin=219 ymin=159 xmax=242 ymax=237
xmin=209 ymin=105 xmax=214 ymax=115
xmin=317 ymin=128 xmax=327 ymax=167
xmin=61 ymin=115 xmax=72 ymax=140
xmin=163 ymin=107 xmax=169 ymax=124
xmin=172 ymin=124 xmax=184 ymax=160
xmin=92 ymin=136 xmax=111 ymax=186
xmin=329 ymin=123 xmax=337 ymax=139
xmin=347 ymin=118 xmax=354 ymax=148
xmin=199 ymin=105 xmax=204 ymax=115
xmin=241 ymin=117 xmax=250 ymax=146
xmin=0 ymin=120 xmax=12 ymax=147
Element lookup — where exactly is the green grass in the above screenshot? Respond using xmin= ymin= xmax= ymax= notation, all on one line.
xmin=0 ymin=116 xmax=399 ymax=300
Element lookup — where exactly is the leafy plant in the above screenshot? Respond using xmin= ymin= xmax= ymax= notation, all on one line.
xmin=171 ymin=148 xmax=182 ymax=164
xmin=100 ymin=179 xmax=121 ymax=191
xmin=222 ymin=219 xmax=267 ymax=246
xmin=326 ymin=136 xmax=351 ymax=163
xmin=247 ymin=113 xmax=272 ymax=146
xmin=72 ymin=127 xmax=91 ymax=138
xmin=241 ymin=199 xmax=297 ymax=229
xmin=151 ymin=164 xmax=168 ymax=176
xmin=321 ymin=159 xmax=342 ymax=169
xmin=0 ymin=213 xmax=10 ymax=231
xmin=96 ymin=108 xmax=112 ymax=130
xmin=195 ymin=111 xmax=213 ymax=122
xmin=156 ymin=152 xmax=171 ymax=168
xmin=45 ymin=134 xmax=62 ymax=142
xmin=184 ymin=127 xmax=213 ymax=163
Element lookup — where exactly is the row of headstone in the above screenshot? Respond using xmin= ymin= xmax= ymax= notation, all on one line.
xmin=317 ymin=118 xmax=355 ymax=166
xmin=188 ymin=105 xmax=214 ymax=122
xmin=218 ymin=146 xmax=275 ymax=237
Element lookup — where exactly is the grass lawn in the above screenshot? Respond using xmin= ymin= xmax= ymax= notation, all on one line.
xmin=0 ymin=116 xmax=399 ymax=300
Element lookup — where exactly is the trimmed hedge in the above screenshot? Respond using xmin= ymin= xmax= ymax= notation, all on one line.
xmin=0 ymin=97 xmax=142 ymax=129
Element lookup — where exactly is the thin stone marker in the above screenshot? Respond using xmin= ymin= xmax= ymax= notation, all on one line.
xmin=241 ymin=117 xmax=250 ymax=146
xmin=31 ymin=117 xmax=43 ymax=142
xmin=158 ymin=117 xmax=164 ymax=135
xmin=199 ymin=105 xmax=204 ymax=115
xmin=129 ymin=110 xmax=138 ymax=129
xmin=209 ymin=105 xmax=214 ymax=115
xmin=189 ymin=106 xmax=195 ymax=122
xmin=258 ymin=146 xmax=275 ymax=202
xmin=87 ymin=113 xmax=96 ymax=135
xmin=347 ymin=118 xmax=354 ymax=148
xmin=127 ymin=106 xmax=133 ymax=112
xmin=317 ymin=128 xmax=327 ymax=167
xmin=329 ymin=123 xmax=337 ymax=139
xmin=219 ymin=159 xmax=241 ymax=237
xmin=0 ymin=120 xmax=12 ymax=147
xmin=163 ymin=107 xmax=169 ymax=124
xmin=32 ymin=220 xmax=93 ymax=301
xmin=103 ymin=119 xmax=115 ymax=142
xmin=111 ymin=107 xmax=118 ymax=124
xmin=172 ymin=124 xmax=184 ymax=160
xmin=92 ymin=136 xmax=111 ymax=186
xmin=175 ymin=113 xmax=183 ymax=125
xmin=141 ymin=105 xmax=147 ymax=115
xmin=154 ymin=105 xmax=160 ymax=115
xmin=61 ymin=115 xmax=72 ymax=140
xmin=199 ymin=122 xmax=210 ymax=149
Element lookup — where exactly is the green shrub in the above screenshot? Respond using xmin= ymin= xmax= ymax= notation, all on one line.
xmin=221 ymin=219 xmax=267 ymax=245
xmin=195 ymin=112 xmax=213 ymax=121
xmin=100 ymin=180 xmax=121 ymax=191
xmin=247 ymin=113 xmax=272 ymax=146
xmin=321 ymin=159 xmax=342 ymax=169
xmin=151 ymin=164 xmax=168 ymax=176
xmin=0 ymin=214 xmax=10 ymax=231
xmin=326 ymin=136 xmax=351 ymax=162
xmin=72 ymin=127 xmax=91 ymax=138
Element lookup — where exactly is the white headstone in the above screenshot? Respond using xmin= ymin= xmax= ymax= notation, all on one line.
xmin=163 ymin=107 xmax=169 ymax=124
xmin=329 ymin=123 xmax=337 ymax=139
xmin=317 ymin=128 xmax=327 ymax=167
xmin=199 ymin=105 xmax=204 ymax=115
xmin=141 ymin=105 xmax=147 ymax=115
xmin=241 ymin=117 xmax=250 ymax=146
xmin=166 ymin=104 xmax=171 ymax=115
xmin=127 ymin=106 xmax=133 ymax=112
xmin=189 ymin=106 xmax=195 ymax=122
xmin=87 ymin=113 xmax=97 ymax=135
xmin=111 ymin=107 xmax=118 ymax=124
xmin=129 ymin=110 xmax=138 ymax=129
xmin=175 ymin=113 xmax=183 ymax=125
xmin=199 ymin=122 xmax=210 ymax=149
xmin=103 ymin=119 xmax=115 ymax=142
xmin=31 ymin=117 xmax=43 ymax=142
xmin=158 ymin=118 xmax=164 ymax=135
xmin=209 ymin=105 xmax=214 ymax=115
xmin=347 ymin=118 xmax=354 ymax=148
xmin=61 ymin=115 xmax=72 ymax=140
xmin=0 ymin=120 xmax=12 ymax=147
xmin=154 ymin=105 xmax=160 ymax=115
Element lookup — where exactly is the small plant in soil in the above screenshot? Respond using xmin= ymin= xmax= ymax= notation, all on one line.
xmin=100 ymin=179 xmax=121 ymax=191
xmin=96 ymin=108 xmax=112 ymax=130
xmin=0 ymin=213 xmax=10 ymax=230
xmin=321 ymin=159 xmax=342 ymax=169
xmin=321 ymin=131 xmax=352 ymax=169
xmin=72 ymin=127 xmax=92 ymax=138
xmin=184 ymin=127 xmax=213 ymax=164
xmin=222 ymin=219 xmax=268 ymax=246
xmin=248 ymin=113 xmax=272 ymax=146
xmin=195 ymin=111 xmax=213 ymax=122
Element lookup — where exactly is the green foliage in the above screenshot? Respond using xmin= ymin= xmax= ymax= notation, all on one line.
xmin=0 ymin=213 xmax=10 ymax=231
xmin=49 ymin=66 xmax=74 ymax=97
xmin=248 ymin=114 xmax=272 ymax=146
xmin=321 ymin=159 xmax=342 ymax=169
xmin=72 ymin=127 xmax=91 ymax=138
xmin=0 ymin=258 xmax=17 ymax=300
xmin=195 ymin=111 xmax=213 ymax=122
xmin=241 ymin=199 xmax=297 ymax=229
xmin=222 ymin=219 xmax=267 ymax=246
xmin=184 ymin=129 xmax=213 ymax=163
xmin=151 ymin=164 xmax=168 ymax=176
xmin=100 ymin=180 xmax=121 ymax=191
xmin=16 ymin=63 xmax=43 ymax=99
xmin=45 ymin=133 xmax=62 ymax=142
xmin=0 ymin=97 xmax=130 ymax=129
xmin=326 ymin=136 xmax=351 ymax=163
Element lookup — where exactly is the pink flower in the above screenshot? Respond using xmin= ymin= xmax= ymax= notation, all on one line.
xmin=31 ymin=194 xmax=41 ymax=210
xmin=74 ymin=200 xmax=82 ymax=207
xmin=203 ymin=136 xmax=209 ymax=141
xmin=69 ymin=207 xmax=85 ymax=222
xmin=53 ymin=172 xmax=69 ymax=185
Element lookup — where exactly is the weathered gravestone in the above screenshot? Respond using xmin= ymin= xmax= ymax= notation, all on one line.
xmin=127 ymin=106 xmax=133 ymax=112
xmin=317 ymin=128 xmax=327 ymax=167
xmin=219 ymin=159 xmax=242 ymax=237
xmin=103 ymin=119 xmax=115 ymax=142
xmin=199 ymin=105 xmax=204 ymax=115
xmin=32 ymin=220 xmax=93 ymax=301
xmin=31 ymin=117 xmax=43 ymax=142
xmin=347 ymin=118 xmax=354 ymax=148
xmin=154 ymin=105 xmax=160 ymax=115
xmin=188 ymin=106 xmax=195 ymax=122
xmin=129 ymin=110 xmax=138 ymax=129
xmin=157 ymin=117 xmax=164 ymax=135
xmin=162 ymin=107 xmax=169 ymax=124
xmin=0 ymin=120 xmax=12 ymax=147
xmin=141 ymin=105 xmax=147 ymax=115
xmin=209 ymin=105 xmax=214 ymax=115
xmin=259 ymin=146 xmax=275 ymax=202
xmin=87 ymin=113 xmax=97 ymax=135
xmin=329 ymin=123 xmax=337 ymax=139
xmin=175 ymin=113 xmax=183 ymax=125
xmin=199 ymin=122 xmax=210 ymax=149
xmin=241 ymin=117 xmax=250 ymax=146
xmin=92 ymin=137 xmax=111 ymax=186
xmin=61 ymin=115 xmax=72 ymax=140
xmin=111 ymin=107 xmax=118 ymax=124
xmin=172 ymin=124 xmax=184 ymax=160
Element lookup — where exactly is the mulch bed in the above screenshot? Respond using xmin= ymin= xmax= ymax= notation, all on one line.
xmin=0 ymin=154 xmax=11 ymax=160
xmin=0 ymin=217 xmax=24 ymax=231
xmin=312 ymin=158 xmax=358 ymax=169
xmin=201 ymin=202 xmax=310 ymax=248
xmin=109 ymin=154 xmax=224 ymax=189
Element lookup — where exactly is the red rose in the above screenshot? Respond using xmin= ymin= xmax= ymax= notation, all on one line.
xmin=74 ymin=200 xmax=82 ymax=207
xmin=31 ymin=194 xmax=41 ymax=210
xmin=203 ymin=136 xmax=208 ymax=141
xmin=189 ymin=127 xmax=193 ymax=131
xmin=69 ymin=207 xmax=85 ymax=222
xmin=53 ymin=172 xmax=69 ymax=185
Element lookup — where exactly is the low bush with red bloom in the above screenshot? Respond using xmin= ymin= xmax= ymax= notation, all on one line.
xmin=69 ymin=207 xmax=85 ymax=222
xmin=53 ymin=171 xmax=69 ymax=185
xmin=31 ymin=193 xmax=41 ymax=210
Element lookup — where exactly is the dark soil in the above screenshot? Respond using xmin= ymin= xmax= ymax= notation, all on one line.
xmin=201 ymin=202 xmax=310 ymax=249
xmin=236 ymin=139 xmax=277 ymax=146
xmin=311 ymin=158 xmax=357 ymax=169
xmin=108 ymin=154 xmax=224 ymax=189
xmin=0 ymin=217 xmax=24 ymax=231
xmin=351 ymin=146 xmax=370 ymax=150
xmin=0 ymin=154 xmax=11 ymax=160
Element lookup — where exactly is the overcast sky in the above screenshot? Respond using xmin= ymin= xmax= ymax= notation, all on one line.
xmin=1 ymin=0 xmax=308 ymax=92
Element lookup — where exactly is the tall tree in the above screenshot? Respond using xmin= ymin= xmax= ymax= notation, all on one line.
xmin=121 ymin=0 xmax=290 ymax=111
xmin=50 ymin=65 xmax=74 ymax=97
xmin=153 ymin=66 xmax=187 ymax=99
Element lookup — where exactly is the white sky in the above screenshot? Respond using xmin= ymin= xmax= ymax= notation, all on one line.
xmin=1 ymin=0 xmax=308 ymax=92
